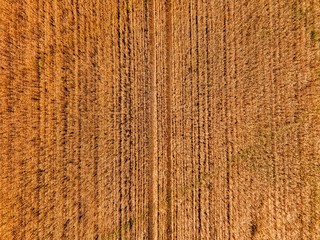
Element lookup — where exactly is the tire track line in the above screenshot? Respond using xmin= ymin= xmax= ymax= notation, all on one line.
xmin=126 ymin=1 xmax=133 ymax=236
xmin=292 ymin=2 xmax=305 ymax=237
xmin=204 ymin=0 xmax=213 ymax=237
xmin=189 ymin=1 xmax=195 ymax=236
xmin=52 ymin=1 xmax=59 ymax=237
xmin=59 ymin=1 xmax=70 ymax=237
xmin=111 ymin=1 xmax=119 ymax=237
xmin=195 ymin=0 xmax=202 ymax=237
xmin=117 ymin=0 xmax=123 ymax=237
xmin=222 ymin=0 xmax=231 ymax=239
xmin=165 ymin=0 xmax=173 ymax=238
xmin=92 ymin=0 xmax=100 ymax=237
xmin=122 ymin=0 xmax=133 ymax=237
xmin=72 ymin=0 xmax=81 ymax=238
xmin=148 ymin=0 xmax=157 ymax=238
xmin=82 ymin=5 xmax=91 ymax=237
xmin=36 ymin=0 xmax=43 ymax=237
xmin=268 ymin=0 xmax=279 ymax=237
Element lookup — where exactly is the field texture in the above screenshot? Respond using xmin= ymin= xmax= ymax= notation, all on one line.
xmin=0 ymin=0 xmax=320 ymax=239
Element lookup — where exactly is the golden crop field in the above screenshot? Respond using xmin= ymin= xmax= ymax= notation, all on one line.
xmin=0 ymin=0 xmax=319 ymax=239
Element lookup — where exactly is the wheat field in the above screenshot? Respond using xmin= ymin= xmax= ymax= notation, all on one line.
xmin=0 ymin=0 xmax=319 ymax=239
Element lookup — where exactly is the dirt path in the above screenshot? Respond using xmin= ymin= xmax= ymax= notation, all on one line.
xmin=0 ymin=0 xmax=319 ymax=239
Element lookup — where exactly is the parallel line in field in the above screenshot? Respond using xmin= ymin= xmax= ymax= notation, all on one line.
xmin=83 ymin=6 xmax=90 ymax=237
xmin=222 ymin=0 xmax=231 ymax=239
xmin=52 ymin=1 xmax=58 ymax=237
xmin=127 ymin=0 xmax=133 ymax=236
xmin=36 ymin=0 xmax=42 ymax=237
xmin=91 ymin=1 xmax=100 ymax=238
xmin=116 ymin=0 xmax=123 ymax=237
xmin=76 ymin=1 xmax=84 ymax=238
xmin=5 ymin=14 xmax=14 ymax=236
xmin=204 ymin=0 xmax=212 ymax=237
xmin=267 ymin=0 xmax=279 ymax=237
xmin=60 ymin=1 xmax=70 ymax=237
xmin=148 ymin=0 xmax=157 ymax=238
xmin=195 ymin=0 xmax=202 ymax=238
xmin=230 ymin=1 xmax=238 ymax=238
xmin=72 ymin=0 xmax=81 ymax=238
xmin=165 ymin=0 xmax=173 ymax=238
xmin=292 ymin=2 xmax=304 ymax=238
